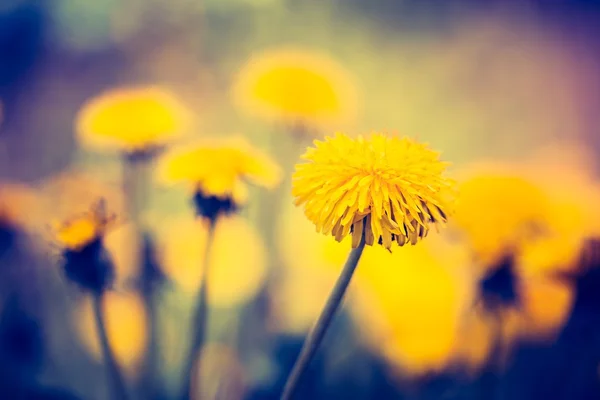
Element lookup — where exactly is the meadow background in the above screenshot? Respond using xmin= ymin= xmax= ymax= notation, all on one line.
xmin=1 ymin=0 xmax=600 ymax=399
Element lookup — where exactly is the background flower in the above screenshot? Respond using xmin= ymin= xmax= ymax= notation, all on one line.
xmin=75 ymin=86 xmax=192 ymax=154
xmin=157 ymin=136 xmax=282 ymax=206
xmin=232 ymin=48 xmax=359 ymax=130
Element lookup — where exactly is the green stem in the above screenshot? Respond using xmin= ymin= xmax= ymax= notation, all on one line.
xmin=280 ymin=234 xmax=366 ymax=400
xmin=123 ymin=156 xmax=164 ymax=399
xmin=179 ymin=217 xmax=218 ymax=400
xmin=91 ymin=293 xmax=130 ymax=400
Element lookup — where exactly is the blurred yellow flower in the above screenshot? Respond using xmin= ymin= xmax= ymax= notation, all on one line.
xmin=75 ymin=292 xmax=147 ymax=371
xmin=353 ymin=238 xmax=472 ymax=374
xmin=232 ymin=48 xmax=358 ymax=130
xmin=292 ymin=133 xmax=454 ymax=250
xmin=75 ymin=86 xmax=191 ymax=154
xmin=453 ymin=159 xmax=600 ymax=276
xmin=51 ymin=199 xmax=117 ymax=252
xmin=452 ymin=172 xmax=551 ymax=268
xmin=277 ymin=203 xmax=473 ymax=374
xmin=157 ymin=136 xmax=282 ymax=206
xmin=157 ymin=215 xmax=267 ymax=307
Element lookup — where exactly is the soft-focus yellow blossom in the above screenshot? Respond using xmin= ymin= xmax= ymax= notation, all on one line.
xmin=277 ymin=204 xmax=473 ymax=374
xmin=75 ymin=292 xmax=147 ymax=371
xmin=157 ymin=215 xmax=267 ymax=307
xmin=232 ymin=48 xmax=359 ymax=129
xmin=452 ymin=172 xmax=551 ymax=268
xmin=157 ymin=136 xmax=282 ymax=204
xmin=453 ymin=159 xmax=600 ymax=276
xmin=518 ymin=144 xmax=600 ymax=275
xmin=51 ymin=200 xmax=117 ymax=251
xmin=353 ymin=238 xmax=472 ymax=374
xmin=76 ymin=86 xmax=191 ymax=154
xmin=292 ymin=133 xmax=454 ymax=250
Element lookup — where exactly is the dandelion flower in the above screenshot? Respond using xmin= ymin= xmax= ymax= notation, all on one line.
xmin=452 ymin=172 xmax=551 ymax=268
xmin=157 ymin=136 xmax=282 ymax=219
xmin=292 ymin=133 xmax=454 ymax=251
xmin=277 ymin=202 xmax=472 ymax=374
xmin=76 ymin=86 xmax=191 ymax=155
xmin=354 ymin=243 xmax=471 ymax=374
xmin=452 ymin=161 xmax=600 ymax=276
xmin=232 ymin=48 xmax=358 ymax=130
xmin=51 ymin=199 xmax=118 ymax=293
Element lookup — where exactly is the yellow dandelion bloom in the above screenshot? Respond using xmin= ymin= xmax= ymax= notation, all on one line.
xmin=453 ymin=160 xmax=600 ymax=275
xmin=452 ymin=172 xmax=551 ymax=267
xmin=157 ymin=136 xmax=282 ymax=206
xmin=75 ymin=292 xmax=147 ymax=372
xmin=232 ymin=48 xmax=358 ymax=130
xmin=157 ymin=215 xmax=267 ymax=307
xmin=76 ymin=86 xmax=191 ymax=154
xmin=352 ymin=237 xmax=472 ymax=374
xmin=276 ymin=203 xmax=473 ymax=375
xmin=292 ymin=133 xmax=454 ymax=250
xmin=51 ymin=199 xmax=117 ymax=251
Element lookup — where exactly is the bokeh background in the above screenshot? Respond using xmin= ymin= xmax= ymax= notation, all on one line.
xmin=1 ymin=0 xmax=600 ymax=399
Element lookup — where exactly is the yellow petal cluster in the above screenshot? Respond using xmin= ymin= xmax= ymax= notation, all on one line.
xmin=52 ymin=200 xmax=117 ymax=251
xmin=157 ymin=136 xmax=282 ymax=204
xmin=76 ymin=86 xmax=191 ymax=154
xmin=277 ymin=204 xmax=472 ymax=373
xmin=452 ymin=160 xmax=600 ymax=275
xmin=292 ymin=133 xmax=454 ymax=250
xmin=452 ymin=173 xmax=551 ymax=268
xmin=232 ymin=48 xmax=358 ymax=129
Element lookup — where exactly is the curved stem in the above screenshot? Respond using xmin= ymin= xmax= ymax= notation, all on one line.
xmin=280 ymin=234 xmax=366 ymax=400
xmin=179 ymin=217 xmax=218 ymax=400
xmin=91 ymin=293 xmax=130 ymax=400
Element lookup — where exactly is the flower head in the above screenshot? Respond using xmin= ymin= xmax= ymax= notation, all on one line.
xmin=292 ymin=133 xmax=454 ymax=250
xmin=452 ymin=172 xmax=551 ymax=267
xmin=75 ymin=86 xmax=191 ymax=155
xmin=51 ymin=199 xmax=118 ymax=293
xmin=232 ymin=48 xmax=358 ymax=130
xmin=452 ymin=159 xmax=600 ymax=275
xmin=157 ymin=136 xmax=282 ymax=219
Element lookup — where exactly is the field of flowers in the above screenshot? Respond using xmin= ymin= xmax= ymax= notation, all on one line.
xmin=1 ymin=1 xmax=599 ymax=399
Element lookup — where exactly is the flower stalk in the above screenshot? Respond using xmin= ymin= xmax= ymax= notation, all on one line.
xmin=179 ymin=217 xmax=218 ymax=400
xmin=91 ymin=293 xmax=130 ymax=400
xmin=280 ymin=231 xmax=366 ymax=400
